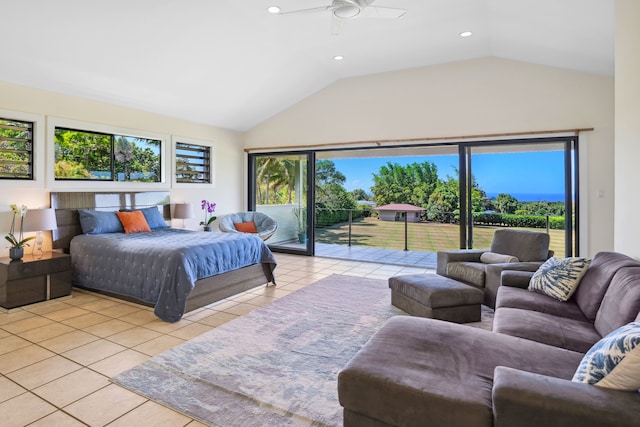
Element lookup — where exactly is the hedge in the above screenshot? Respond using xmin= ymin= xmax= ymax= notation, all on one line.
xmin=472 ymin=213 xmax=565 ymax=229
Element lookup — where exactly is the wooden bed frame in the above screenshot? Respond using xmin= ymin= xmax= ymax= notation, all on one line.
xmin=51 ymin=191 xmax=274 ymax=315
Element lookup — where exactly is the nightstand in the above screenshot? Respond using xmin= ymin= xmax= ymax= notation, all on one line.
xmin=0 ymin=252 xmax=72 ymax=309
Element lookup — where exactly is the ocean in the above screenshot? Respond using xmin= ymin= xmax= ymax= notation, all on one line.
xmin=486 ymin=193 xmax=565 ymax=202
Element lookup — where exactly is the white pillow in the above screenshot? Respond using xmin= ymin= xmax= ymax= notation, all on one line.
xmin=528 ymin=257 xmax=591 ymax=301
xmin=572 ymin=322 xmax=640 ymax=391
xmin=480 ymin=252 xmax=519 ymax=264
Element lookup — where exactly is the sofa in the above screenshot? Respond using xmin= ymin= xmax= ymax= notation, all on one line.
xmin=436 ymin=229 xmax=553 ymax=308
xmin=338 ymin=252 xmax=640 ymax=427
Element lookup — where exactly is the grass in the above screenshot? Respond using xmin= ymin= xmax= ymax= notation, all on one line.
xmin=315 ymin=217 xmax=567 ymax=255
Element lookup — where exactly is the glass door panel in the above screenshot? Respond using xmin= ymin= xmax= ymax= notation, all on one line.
xmin=249 ymin=152 xmax=312 ymax=255
xmin=462 ymin=140 xmax=576 ymax=257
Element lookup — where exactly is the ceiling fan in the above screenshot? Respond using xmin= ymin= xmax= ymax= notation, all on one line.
xmin=280 ymin=0 xmax=407 ymax=34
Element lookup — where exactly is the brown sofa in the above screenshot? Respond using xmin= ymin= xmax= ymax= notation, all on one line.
xmin=338 ymin=251 xmax=640 ymax=427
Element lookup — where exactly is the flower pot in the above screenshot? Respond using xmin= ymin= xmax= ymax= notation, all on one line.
xmin=9 ymin=247 xmax=24 ymax=261
xmin=203 ymin=226 xmax=211 ymax=232
xmin=298 ymin=233 xmax=307 ymax=244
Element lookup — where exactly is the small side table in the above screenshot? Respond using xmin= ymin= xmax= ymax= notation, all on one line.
xmin=0 ymin=252 xmax=72 ymax=309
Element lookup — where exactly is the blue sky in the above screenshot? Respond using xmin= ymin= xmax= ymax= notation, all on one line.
xmin=330 ymin=151 xmax=566 ymax=200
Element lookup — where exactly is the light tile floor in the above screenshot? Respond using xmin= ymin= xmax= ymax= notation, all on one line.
xmin=0 ymin=253 xmax=433 ymax=427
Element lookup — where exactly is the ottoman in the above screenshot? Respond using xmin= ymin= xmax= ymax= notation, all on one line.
xmin=388 ymin=274 xmax=484 ymax=323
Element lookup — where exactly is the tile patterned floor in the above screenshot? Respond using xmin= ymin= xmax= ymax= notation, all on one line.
xmin=0 ymin=254 xmax=433 ymax=427
xmin=315 ymin=243 xmax=437 ymax=268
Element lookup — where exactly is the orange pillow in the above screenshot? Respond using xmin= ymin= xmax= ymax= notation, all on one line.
xmin=234 ymin=221 xmax=258 ymax=233
xmin=116 ymin=210 xmax=152 ymax=234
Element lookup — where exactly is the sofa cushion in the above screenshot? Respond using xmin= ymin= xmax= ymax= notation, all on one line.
xmin=496 ymin=286 xmax=589 ymax=322
xmin=594 ymin=266 xmax=640 ymax=338
xmin=528 ymin=257 xmax=591 ymax=302
xmin=493 ymin=307 xmax=601 ymax=353
xmin=573 ymin=252 xmax=640 ymax=321
xmin=573 ymin=322 xmax=640 ymax=391
xmin=338 ymin=316 xmax=583 ymax=427
xmin=490 ymin=229 xmax=550 ymax=262
xmin=446 ymin=262 xmax=486 ymax=288
xmin=480 ymin=252 xmax=518 ymax=264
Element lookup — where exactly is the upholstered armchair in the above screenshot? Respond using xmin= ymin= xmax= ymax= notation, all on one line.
xmin=436 ymin=229 xmax=553 ymax=308
xmin=219 ymin=212 xmax=278 ymax=241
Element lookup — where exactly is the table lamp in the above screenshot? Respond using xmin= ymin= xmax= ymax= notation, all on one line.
xmin=173 ymin=203 xmax=194 ymax=228
xmin=23 ymin=208 xmax=58 ymax=259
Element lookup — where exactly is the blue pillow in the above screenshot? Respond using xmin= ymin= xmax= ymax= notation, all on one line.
xmin=78 ymin=209 xmax=124 ymax=234
xmin=572 ymin=322 xmax=640 ymax=390
xmin=120 ymin=206 xmax=168 ymax=229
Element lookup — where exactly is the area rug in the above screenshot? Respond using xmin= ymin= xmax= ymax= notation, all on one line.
xmin=112 ymin=274 xmax=493 ymax=426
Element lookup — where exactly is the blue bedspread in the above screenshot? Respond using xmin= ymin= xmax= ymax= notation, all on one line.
xmin=70 ymin=229 xmax=277 ymax=322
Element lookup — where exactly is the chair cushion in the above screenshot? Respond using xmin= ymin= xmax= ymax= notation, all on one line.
xmin=573 ymin=252 xmax=640 ymax=320
xmin=480 ymin=252 xmax=519 ymax=264
xmin=234 ymin=221 xmax=258 ymax=233
xmin=573 ymin=322 xmax=640 ymax=391
xmin=446 ymin=262 xmax=486 ymax=288
xmin=490 ymin=229 xmax=550 ymax=262
xmin=528 ymin=257 xmax=591 ymax=302
xmin=493 ymin=307 xmax=601 ymax=353
xmin=496 ymin=286 xmax=589 ymax=322
xmin=594 ymin=266 xmax=640 ymax=338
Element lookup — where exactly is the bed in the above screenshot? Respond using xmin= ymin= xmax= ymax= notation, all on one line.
xmin=51 ymin=191 xmax=276 ymax=322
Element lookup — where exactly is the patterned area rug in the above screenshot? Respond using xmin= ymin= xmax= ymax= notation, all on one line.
xmin=112 ymin=274 xmax=493 ymax=426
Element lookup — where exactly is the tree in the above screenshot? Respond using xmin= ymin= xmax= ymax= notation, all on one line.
xmin=315 ymin=160 xmax=356 ymax=209
xmin=350 ymin=188 xmax=369 ymax=201
xmin=494 ymin=193 xmax=519 ymax=214
xmin=371 ymin=162 xmax=440 ymax=207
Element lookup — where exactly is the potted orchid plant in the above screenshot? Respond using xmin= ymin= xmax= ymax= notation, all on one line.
xmin=199 ymin=200 xmax=217 ymax=231
xmin=5 ymin=204 xmax=35 ymax=260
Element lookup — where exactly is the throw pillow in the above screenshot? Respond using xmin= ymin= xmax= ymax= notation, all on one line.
xmin=572 ymin=322 xmax=640 ymax=391
xmin=115 ymin=211 xmax=152 ymax=234
xmin=480 ymin=252 xmax=519 ymax=264
xmin=234 ymin=221 xmax=258 ymax=233
xmin=528 ymin=257 xmax=591 ymax=301
xmin=78 ymin=209 xmax=124 ymax=234
xmin=120 ymin=206 xmax=168 ymax=229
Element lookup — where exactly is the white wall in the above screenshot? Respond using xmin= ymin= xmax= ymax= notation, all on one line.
xmin=0 ymin=81 xmax=245 ymax=256
xmin=614 ymin=0 xmax=640 ymax=257
xmin=245 ymin=57 xmax=615 ymax=256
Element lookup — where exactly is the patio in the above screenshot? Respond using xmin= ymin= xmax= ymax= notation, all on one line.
xmin=315 ymin=242 xmax=437 ymax=269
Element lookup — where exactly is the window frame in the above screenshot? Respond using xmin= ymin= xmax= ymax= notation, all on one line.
xmin=0 ymin=109 xmax=45 ymax=188
xmin=47 ymin=117 xmax=169 ymax=190
xmin=171 ymin=135 xmax=215 ymax=188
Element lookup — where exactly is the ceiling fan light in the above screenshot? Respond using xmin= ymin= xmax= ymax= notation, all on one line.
xmin=333 ymin=5 xmax=361 ymax=19
xmin=267 ymin=6 xmax=281 ymax=14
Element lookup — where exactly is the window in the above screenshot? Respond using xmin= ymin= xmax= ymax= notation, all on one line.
xmin=175 ymin=141 xmax=211 ymax=184
xmin=54 ymin=127 xmax=161 ymax=182
xmin=0 ymin=118 xmax=33 ymax=180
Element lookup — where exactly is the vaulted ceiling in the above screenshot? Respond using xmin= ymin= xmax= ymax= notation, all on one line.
xmin=1 ymin=0 xmax=614 ymax=131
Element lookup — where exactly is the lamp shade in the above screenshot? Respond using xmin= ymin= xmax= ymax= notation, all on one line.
xmin=173 ymin=203 xmax=195 ymax=219
xmin=23 ymin=208 xmax=58 ymax=232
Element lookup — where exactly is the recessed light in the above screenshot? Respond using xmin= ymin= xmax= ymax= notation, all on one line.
xmin=333 ymin=55 xmax=344 ymax=61
xmin=267 ymin=6 xmax=280 ymax=14
xmin=459 ymin=31 xmax=473 ymax=37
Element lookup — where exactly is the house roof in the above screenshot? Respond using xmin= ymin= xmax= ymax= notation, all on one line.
xmin=0 ymin=1 xmax=614 ymax=131
xmin=374 ymin=204 xmax=425 ymax=212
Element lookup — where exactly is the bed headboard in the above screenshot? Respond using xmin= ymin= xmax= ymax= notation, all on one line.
xmin=50 ymin=191 xmax=171 ymax=251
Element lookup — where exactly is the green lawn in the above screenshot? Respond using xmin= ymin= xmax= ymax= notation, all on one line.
xmin=315 ymin=217 xmax=567 ymax=255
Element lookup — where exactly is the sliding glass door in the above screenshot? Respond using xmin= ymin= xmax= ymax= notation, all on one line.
xmin=459 ymin=137 xmax=577 ymax=257
xmin=248 ymin=152 xmax=313 ymax=255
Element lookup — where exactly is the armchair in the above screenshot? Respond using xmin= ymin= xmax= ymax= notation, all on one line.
xmin=436 ymin=229 xmax=552 ymax=307
xmin=219 ymin=211 xmax=278 ymax=241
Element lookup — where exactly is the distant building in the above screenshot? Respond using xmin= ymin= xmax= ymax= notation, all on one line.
xmin=374 ymin=203 xmax=425 ymax=222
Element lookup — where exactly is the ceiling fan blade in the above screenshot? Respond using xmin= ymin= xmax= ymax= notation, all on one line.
xmin=363 ymin=6 xmax=407 ymax=18
xmin=330 ymin=14 xmax=344 ymax=35
xmin=280 ymin=6 xmax=331 ymax=15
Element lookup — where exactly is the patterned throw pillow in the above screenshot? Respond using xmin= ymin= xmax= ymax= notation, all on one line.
xmin=528 ymin=257 xmax=591 ymax=301
xmin=572 ymin=322 xmax=640 ymax=391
